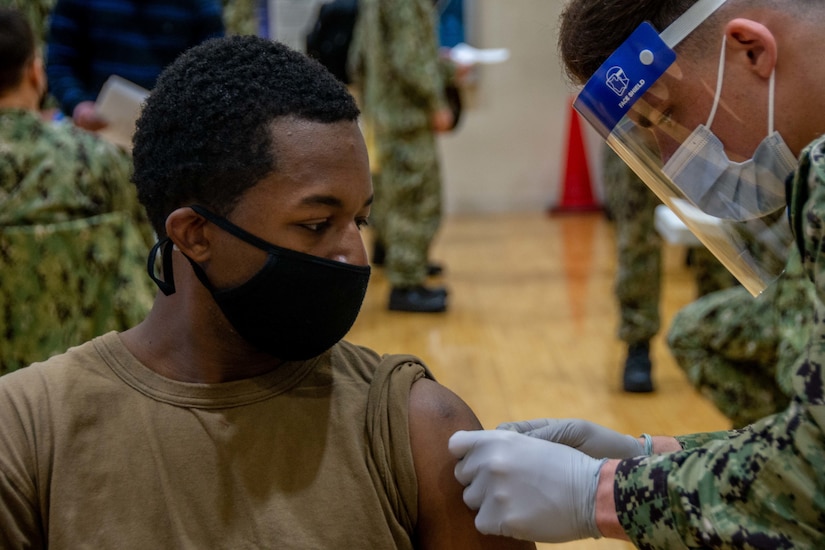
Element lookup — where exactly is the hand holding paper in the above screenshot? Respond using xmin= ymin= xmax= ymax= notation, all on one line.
xmin=448 ymin=42 xmax=510 ymax=67
xmin=94 ymin=75 xmax=150 ymax=151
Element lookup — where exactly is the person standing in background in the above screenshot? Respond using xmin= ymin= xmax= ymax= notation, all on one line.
xmin=603 ymin=146 xmax=737 ymax=392
xmin=222 ymin=0 xmax=267 ymax=36
xmin=436 ymin=0 xmax=464 ymax=48
xmin=0 ymin=34 xmax=534 ymax=550
xmin=0 ymin=7 xmax=155 ymax=374
xmin=349 ymin=0 xmax=454 ymax=313
xmin=45 ymin=0 xmax=224 ymax=131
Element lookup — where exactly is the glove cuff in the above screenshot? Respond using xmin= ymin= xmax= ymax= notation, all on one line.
xmin=641 ymin=433 xmax=654 ymax=455
xmin=585 ymin=457 xmax=609 ymax=539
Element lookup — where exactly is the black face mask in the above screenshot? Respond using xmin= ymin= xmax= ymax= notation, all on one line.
xmin=148 ymin=205 xmax=371 ymax=361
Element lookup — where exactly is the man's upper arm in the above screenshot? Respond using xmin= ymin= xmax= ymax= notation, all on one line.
xmin=408 ymin=378 xmax=536 ymax=550
xmin=0 ymin=377 xmax=44 ymax=548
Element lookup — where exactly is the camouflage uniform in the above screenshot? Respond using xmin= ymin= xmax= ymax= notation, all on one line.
xmin=667 ymin=249 xmax=814 ymax=428
xmin=221 ymin=0 xmax=259 ymax=36
xmin=613 ymin=136 xmax=825 ymax=548
xmin=349 ymin=0 xmax=447 ymax=287
xmin=603 ymin=147 xmax=736 ymax=346
xmin=0 ymin=109 xmax=155 ymax=374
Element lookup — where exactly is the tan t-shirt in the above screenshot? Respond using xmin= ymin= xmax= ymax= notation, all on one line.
xmin=0 ymin=332 xmax=432 ymax=548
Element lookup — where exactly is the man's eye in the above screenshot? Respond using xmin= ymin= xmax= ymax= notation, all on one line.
xmin=656 ymin=109 xmax=674 ymax=127
xmin=356 ymin=217 xmax=370 ymax=230
xmin=635 ymin=107 xmax=673 ymax=129
xmin=303 ymin=222 xmax=329 ymax=232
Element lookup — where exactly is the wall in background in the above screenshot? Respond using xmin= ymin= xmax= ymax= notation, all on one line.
xmin=439 ymin=0 xmax=605 ymax=214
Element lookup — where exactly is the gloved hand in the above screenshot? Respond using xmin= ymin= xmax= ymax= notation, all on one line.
xmin=497 ymin=418 xmax=650 ymax=459
xmin=449 ymin=429 xmax=607 ymax=543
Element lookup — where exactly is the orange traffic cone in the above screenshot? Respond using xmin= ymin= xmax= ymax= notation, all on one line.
xmin=550 ymin=98 xmax=601 ymax=214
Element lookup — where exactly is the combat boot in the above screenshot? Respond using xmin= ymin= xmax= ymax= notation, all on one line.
xmin=623 ymin=341 xmax=654 ymax=393
xmin=389 ymin=285 xmax=448 ymax=313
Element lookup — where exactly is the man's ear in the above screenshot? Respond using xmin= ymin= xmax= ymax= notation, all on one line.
xmin=725 ymin=18 xmax=777 ymax=79
xmin=166 ymin=207 xmax=212 ymax=262
xmin=27 ymin=56 xmax=47 ymax=99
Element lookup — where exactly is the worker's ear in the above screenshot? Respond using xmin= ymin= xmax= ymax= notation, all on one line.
xmin=724 ymin=18 xmax=777 ymax=79
xmin=27 ymin=55 xmax=47 ymax=99
xmin=165 ymin=207 xmax=213 ymax=262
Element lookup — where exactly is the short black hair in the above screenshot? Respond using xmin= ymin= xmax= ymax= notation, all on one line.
xmin=558 ymin=0 xmax=699 ymax=85
xmin=132 ymin=35 xmax=361 ymax=237
xmin=0 ymin=7 xmax=36 ymax=95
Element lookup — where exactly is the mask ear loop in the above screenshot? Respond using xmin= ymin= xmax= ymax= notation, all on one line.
xmin=705 ymin=36 xmax=727 ymax=128
xmin=707 ymin=35 xmax=778 ymax=135
xmin=147 ymin=237 xmax=177 ymax=296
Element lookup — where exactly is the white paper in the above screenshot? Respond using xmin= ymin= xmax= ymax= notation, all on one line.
xmin=95 ymin=75 xmax=150 ymax=150
xmin=271 ymin=0 xmax=326 ymax=52
xmin=449 ymin=43 xmax=510 ymax=66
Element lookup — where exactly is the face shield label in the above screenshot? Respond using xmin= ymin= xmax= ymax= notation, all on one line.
xmin=573 ymin=22 xmax=675 ymax=138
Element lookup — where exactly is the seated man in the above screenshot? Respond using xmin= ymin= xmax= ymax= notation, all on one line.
xmin=0 ymin=33 xmax=534 ymax=549
xmin=0 ymin=7 xmax=154 ymax=374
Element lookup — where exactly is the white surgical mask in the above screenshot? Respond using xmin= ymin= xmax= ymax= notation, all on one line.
xmin=662 ymin=37 xmax=796 ymax=221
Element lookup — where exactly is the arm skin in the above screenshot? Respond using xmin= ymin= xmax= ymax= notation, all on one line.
xmin=409 ymin=378 xmax=536 ymax=550
xmin=595 ymin=460 xmax=627 ymax=540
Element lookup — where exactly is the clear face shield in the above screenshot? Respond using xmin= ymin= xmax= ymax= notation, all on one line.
xmin=574 ymin=0 xmax=795 ymax=296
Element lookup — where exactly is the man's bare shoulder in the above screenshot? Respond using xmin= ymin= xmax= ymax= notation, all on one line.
xmin=408 ymin=378 xmax=536 ymax=550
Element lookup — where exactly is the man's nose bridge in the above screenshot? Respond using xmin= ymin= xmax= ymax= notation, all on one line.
xmin=333 ymin=223 xmax=368 ymax=265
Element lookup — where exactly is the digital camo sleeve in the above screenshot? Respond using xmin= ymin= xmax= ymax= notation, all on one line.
xmin=614 ymin=401 xmax=825 ymax=549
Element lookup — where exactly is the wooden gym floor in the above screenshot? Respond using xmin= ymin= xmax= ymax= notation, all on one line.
xmin=349 ymin=211 xmax=731 ymax=550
